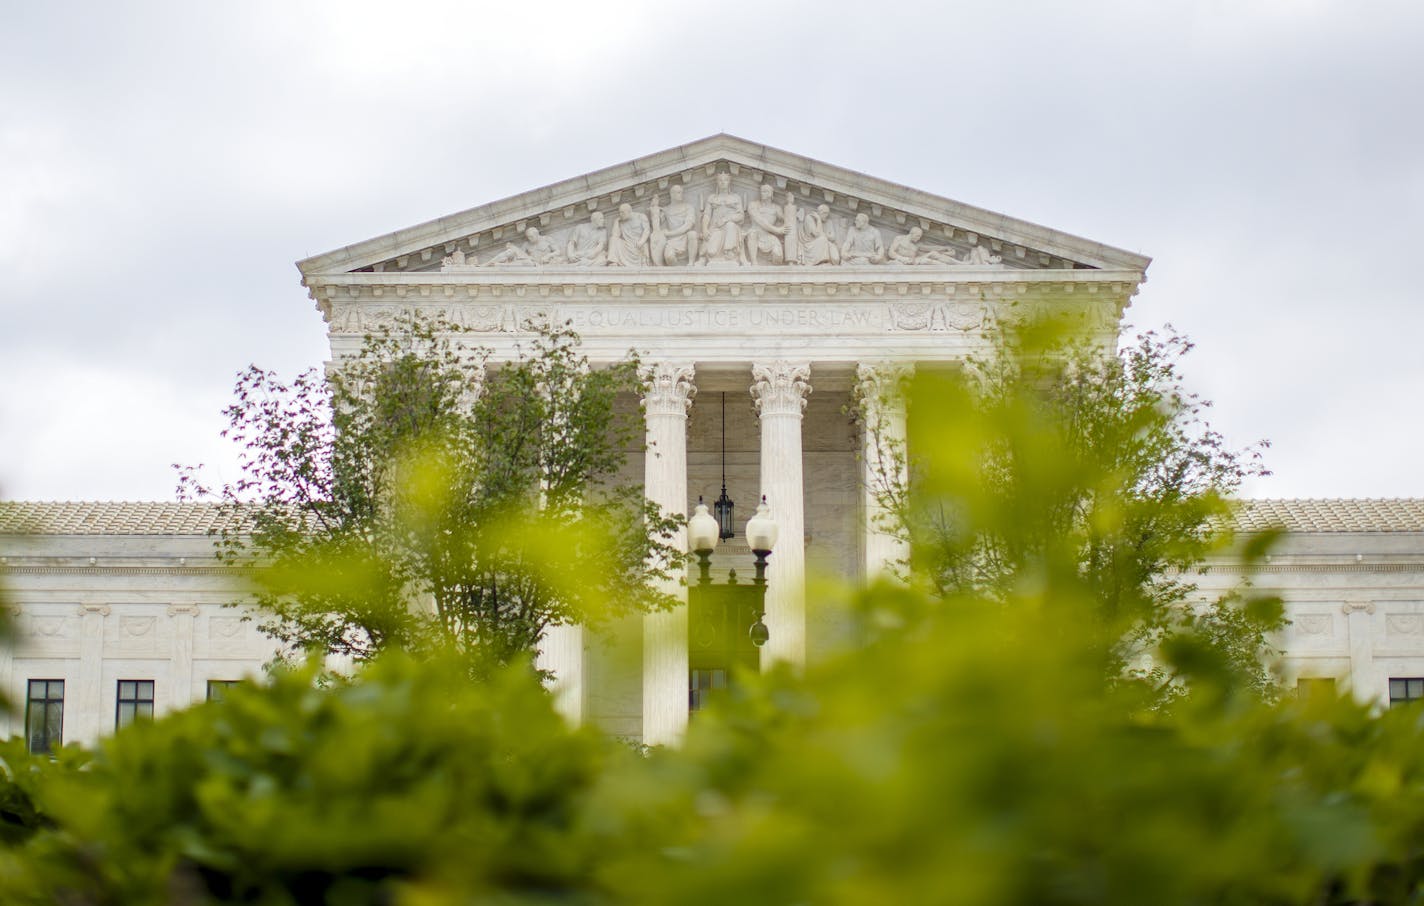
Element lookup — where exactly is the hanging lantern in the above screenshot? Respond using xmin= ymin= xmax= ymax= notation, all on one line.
xmin=715 ymin=392 xmax=735 ymax=540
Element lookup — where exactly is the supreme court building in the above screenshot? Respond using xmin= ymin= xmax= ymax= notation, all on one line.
xmin=4 ymin=136 xmax=1424 ymax=749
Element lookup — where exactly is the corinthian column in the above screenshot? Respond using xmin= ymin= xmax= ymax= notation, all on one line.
xmin=751 ymin=361 xmax=811 ymax=669
xmin=642 ymin=362 xmax=695 ymax=745
xmin=856 ymin=363 xmax=913 ymax=580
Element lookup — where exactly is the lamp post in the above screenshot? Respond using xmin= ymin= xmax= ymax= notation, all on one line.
xmin=744 ymin=496 xmax=778 ymax=648
xmin=687 ymin=495 xmax=777 ymax=652
xmin=688 ymin=497 xmax=720 ymax=587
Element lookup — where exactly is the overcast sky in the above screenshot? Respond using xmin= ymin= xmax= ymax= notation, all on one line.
xmin=2 ymin=0 xmax=1420 ymax=502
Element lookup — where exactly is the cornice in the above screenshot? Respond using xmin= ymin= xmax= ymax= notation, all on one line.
xmin=296 ymin=135 xmax=1152 ymax=277
xmin=1 ymin=565 xmax=248 ymax=577
xmin=306 ymin=269 xmax=1141 ymax=324
xmin=305 ymin=266 xmax=1145 ymax=293
xmin=1201 ymin=562 xmax=1424 ymax=575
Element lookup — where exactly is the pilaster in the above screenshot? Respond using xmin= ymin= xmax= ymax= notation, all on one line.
xmin=168 ymin=604 xmax=200 ymax=711
xmin=75 ymin=604 xmax=110 ymax=745
xmin=1343 ymin=601 xmax=1379 ymax=704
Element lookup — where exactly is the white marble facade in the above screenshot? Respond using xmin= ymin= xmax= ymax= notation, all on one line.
xmin=4 ymin=136 xmax=1422 ymax=747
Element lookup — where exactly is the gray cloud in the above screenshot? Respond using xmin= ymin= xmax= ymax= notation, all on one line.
xmin=3 ymin=0 xmax=1421 ymax=499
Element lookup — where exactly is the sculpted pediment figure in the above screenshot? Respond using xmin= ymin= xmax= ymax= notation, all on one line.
xmin=700 ymin=171 xmax=747 ymax=265
xmin=650 ymin=185 xmax=699 ymax=266
xmin=607 ymin=203 xmax=652 ymax=267
xmin=842 ymin=213 xmax=885 ymax=265
xmin=310 ymin=136 xmax=1152 ymax=278
xmin=567 ymin=212 xmax=608 ymax=267
xmin=745 ymin=184 xmax=788 ymax=266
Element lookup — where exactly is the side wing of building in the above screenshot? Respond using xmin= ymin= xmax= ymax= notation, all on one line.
xmin=0 ymin=502 xmax=275 ymax=750
xmin=1200 ymin=498 xmax=1424 ymax=706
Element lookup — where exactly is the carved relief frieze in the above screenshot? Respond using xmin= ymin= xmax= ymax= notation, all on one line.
xmin=330 ymin=303 xmax=552 ymax=335
xmin=426 ymin=168 xmax=1049 ymax=274
xmin=325 ymin=299 xmax=1022 ymax=339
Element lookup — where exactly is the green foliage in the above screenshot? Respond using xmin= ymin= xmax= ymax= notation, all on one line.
xmin=0 ymin=655 xmax=627 ymax=904
xmin=863 ymin=320 xmax=1280 ymax=701
xmin=179 ymin=315 xmax=681 ymax=675
xmin=8 ymin=320 xmax=1422 ymax=902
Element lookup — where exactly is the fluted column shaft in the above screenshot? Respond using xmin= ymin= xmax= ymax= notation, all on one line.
xmin=857 ymin=363 xmax=913 ymax=580
xmin=537 ymin=624 xmax=585 ymax=723
xmin=642 ymin=363 xmax=695 ymax=745
xmin=752 ymin=361 xmax=811 ymax=669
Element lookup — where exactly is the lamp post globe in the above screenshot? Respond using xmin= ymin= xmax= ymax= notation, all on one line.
xmin=745 ymin=496 xmax=778 ymax=555
xmin=688 ymin=498 xmax=720 ymax=555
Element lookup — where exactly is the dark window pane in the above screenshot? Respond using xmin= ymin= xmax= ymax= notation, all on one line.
xmin=26 ymin=679 xmax=64 ymax=754
xmin=1389 ymin=677 xmax=1424 ymax=706
xmin=206 ymin=680 xmax=241 ymax=702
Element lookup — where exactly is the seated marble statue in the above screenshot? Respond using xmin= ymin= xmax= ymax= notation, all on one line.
xmin=961 ymin=244 xmax=1004 ymax=266
xmin=894 ymin=227 xmax=965 ymax=266
xmin=485 ymin=241 xmax=534 ymax=267
xmin=607 ymin=203 xmax=652 ymax=267
xmin=744 ymin=184 xmax=788 ymax=265
xmin=523 ymin=227 xmax=562 ymax=266
xmin=888 ymin=226 xmax=928 ymax=265
xmin=566 ymin=211 xmax=608 ymax=266
xmin=650 ymin=185 xmax=699 ymax=266
xmin=794 ymin=203 xmax=840 ymax=266
xmin=841 ymin=213 xmax=885 ymax=265
xmin=700 ymin=171 xmax=747 ymax=264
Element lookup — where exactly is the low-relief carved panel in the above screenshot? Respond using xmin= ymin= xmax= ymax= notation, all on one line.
xmin=116 ymin=616 xmax=160 ymax=654
xmin=27 ymin=614 xmax=76 ymax=640
xmin=208 ymin=616 xmax=247 ymax=653
xmin=431 ymin=169 xmax=1051 ymax=273
xmin=1293 ymin=613 xmax=1335 ymax=639
xmin=1387 ymin=614 xmax=1424 ymax=637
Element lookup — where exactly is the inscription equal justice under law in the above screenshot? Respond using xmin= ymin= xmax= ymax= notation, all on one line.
xmin=567 ymin=304 xmax=890 ymax=331
xmin=328 ymin=300 xmax=994 ymax=335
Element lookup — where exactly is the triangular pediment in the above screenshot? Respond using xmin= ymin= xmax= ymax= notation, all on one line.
xmin=296 ymin=135 xmax=1150 ymax=279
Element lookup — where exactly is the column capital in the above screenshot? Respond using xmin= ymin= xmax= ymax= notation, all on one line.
xmin=641 ymin=362 xmax=696 ymax=418
xmin=751 ymin=361 xmax=812 ymax=418
xmin=855 ymin=362 xmax=914 ymax=414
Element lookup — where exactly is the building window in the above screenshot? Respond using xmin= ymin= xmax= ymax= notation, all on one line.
xmin=1389 ymin=677 xmax=1424 ymax=707
xmin=25 ymin=680 xmax=64 ymax=755
xmin=206 ymin=680 xmax=242 ymax=702
xmin=116 ymin=680 xmax=155 ymax=729
xmin=1296 ymin=677 xmax=1336 ymax=700
xmin=689 ymin=668 xmax=727 ymax=713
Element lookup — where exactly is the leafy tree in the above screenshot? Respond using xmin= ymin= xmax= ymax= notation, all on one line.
xmin=859 ymin=320 xmax=1280 ymax=700
xmin=6 ymin=349 xmax=1424 ymax=903
xmin=178 ymin=314 xmax=681 ymax=675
